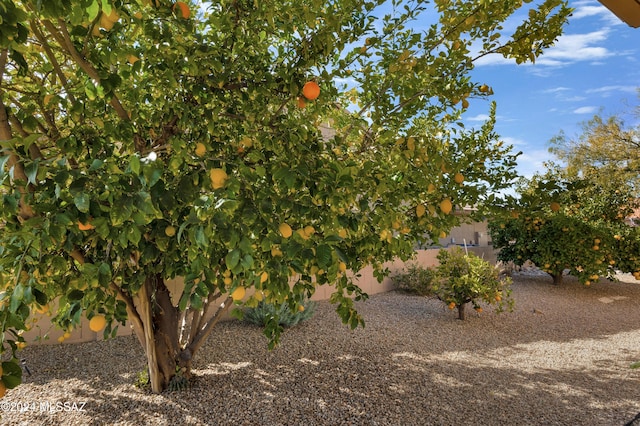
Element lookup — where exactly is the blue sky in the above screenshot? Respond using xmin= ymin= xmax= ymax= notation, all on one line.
xmin=466 ymin=0 xmax=639 ymax=179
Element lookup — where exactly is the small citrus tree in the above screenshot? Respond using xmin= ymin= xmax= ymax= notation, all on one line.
xmin=489 ymin=170 xmax=640 ymax=285
xmin=432 ymin=247 xmax=513 ymax=320
xmin=0 ymin=0 xmax=571 ymax=393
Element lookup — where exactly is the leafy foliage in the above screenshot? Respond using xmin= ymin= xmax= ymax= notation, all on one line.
xmin=244 ymin=298 xmax=317 ymax=329
xmin=489 ymin=168 xmax=640 ymax=285
xmin=432 ymin=247 xmax=513 ymax=320
xmin=549 ymin=106 xmax=640 ymax=196
xmin=0 ymin=0 xmax=571 ymax=392
xmin=391 ymin=263 xmax=435 ymax=296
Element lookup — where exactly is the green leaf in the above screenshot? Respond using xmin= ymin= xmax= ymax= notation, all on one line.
xmin=86 ymin=0 xmax=100 ymax=21
xmin=33 ymin=287 xmax=47 ymax=306
xmin=74 ymin=192 xmax=91 ymax=213
xmin=24 ymin=161 xmax=38 ymax=185
xmin=67 ymin=289 xmax=85 ymax=301
xmin=1 ymin=361 xmax=23 ymax=389
xmin=89 ymin=159 xmax=104 ymax=171
xmin=316 ymin=244 xmax=332 ymax=269
xmin=129 ymin=155 xmax=141 ymax=175
xmin=189 ymin=292 xmax=203 ymax=310
xmin=9 ymin=284 xmax=24 ymax=313
xmin=631 ymin=361 xmax=640 ymax=369
xmin=127 ymin=226 xmax=142 ymax=245
xmin=225 ymin=249 xmax=241 ymax=270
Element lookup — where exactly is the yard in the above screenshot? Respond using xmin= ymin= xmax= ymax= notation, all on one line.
xmin=2 ymin=273 xmax=640 ymax=425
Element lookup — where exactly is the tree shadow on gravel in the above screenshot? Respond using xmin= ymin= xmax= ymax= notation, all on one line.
xmin=4 ymin=274 xmax=640 ymax=425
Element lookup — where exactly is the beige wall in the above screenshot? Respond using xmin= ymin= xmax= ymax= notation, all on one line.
xmin=17 ymin=246 xmax=498 ymax=346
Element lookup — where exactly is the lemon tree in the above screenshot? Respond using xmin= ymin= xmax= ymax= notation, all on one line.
xmin=432 ymin=247 xmax=513 ymax=320
xmin=0 ymin=0 xmax=570 ymax=393
xmin=489 ymin=168 xmax=640 ymax=285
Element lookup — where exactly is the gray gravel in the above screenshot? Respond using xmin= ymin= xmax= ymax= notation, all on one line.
xmin=2 ymin=273 xmax=640 ymax=426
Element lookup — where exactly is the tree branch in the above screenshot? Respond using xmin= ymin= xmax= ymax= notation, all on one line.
xmin=187 ymin=296 xmax=233 ymax=355
xmin=29 ymin=20 xmax=77 ymax=105
xmin=0 ymin=50 xmax=36 ymax=220
xmin=111 ymin=281 xmax=146 ymax=350
xmin=41 ymin=19 xmax=130 ymax=122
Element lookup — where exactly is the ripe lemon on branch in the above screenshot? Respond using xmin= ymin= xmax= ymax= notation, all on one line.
xmin=209 ymin=168 xmax=228 ymax=189
xmin=89 ymin=315 xmax=106 ymax=332
xmin=279 ymin=223 xmax=293 ymax=238
xmin=302 ymin=81 xmax=320 ymax=100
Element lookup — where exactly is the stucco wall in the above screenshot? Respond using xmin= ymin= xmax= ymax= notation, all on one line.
xmin=17 ymin=246 xmax=498 ymax=346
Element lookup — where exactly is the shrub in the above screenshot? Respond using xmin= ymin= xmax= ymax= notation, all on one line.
xmin=432 ymin=247 xmax=513 ymax=320
xmin=244 ymin=299 xmax=317 ymax=328
xmin=391 ymin=263 xmax=435 ymax=296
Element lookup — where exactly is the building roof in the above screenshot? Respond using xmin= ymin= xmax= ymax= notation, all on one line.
xmin=598 ymin=0 xmax=640 ymax=28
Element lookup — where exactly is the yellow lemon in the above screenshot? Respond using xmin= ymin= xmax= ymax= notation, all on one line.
xmin=416 ymin=204 xmax=426 ymax=218
xmin=259 ymin=271 xmax=269 ymax=284
xmin=279 ymin=223 xmax=293 ymax=238
xmin=165 ymin=225 xmax=176 ymax=237
xmin=209 ymin=168 xmax=228 ymax=189
xmin=231 ymin=287 xmax=245 ymax=301
xmin=440 ymin=198 xmax=453 ymax=214
xmin=195 ymin=143 xmax=207 ymax=157
xmin=89 ymin=315 xmax=106 ymax=332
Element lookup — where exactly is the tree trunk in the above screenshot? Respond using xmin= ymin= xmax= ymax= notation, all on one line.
xmin=126 ymin=275 xmax=234 ymax=393
xmin=550 ymin=273 xmax=563 ymax=285
xmin=457 ymin=302 xmax=466 ymax=320
xmin=132 ymin=275 xmax=182 ymax=393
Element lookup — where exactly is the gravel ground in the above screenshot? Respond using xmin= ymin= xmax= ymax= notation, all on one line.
xmin=2 ymin=273 xmax=640 ymax=426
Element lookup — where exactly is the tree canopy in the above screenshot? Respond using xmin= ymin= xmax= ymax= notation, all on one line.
xmin=0 ymin=0 xmax=571 ymax=393
xmin=548 ymin=97 xmax=640 ymax=195
xmin=489 ymin=166 xmax=640 ymax=285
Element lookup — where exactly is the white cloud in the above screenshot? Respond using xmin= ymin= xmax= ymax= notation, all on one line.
xmin=475 ymin=29 xmax=614 ymax=69
xmin=586 ymin=85 xmax=639 ymax=96
xmin=542 ymin=87 xmax=570 ymax=94
xmin=570 ymin=4 xmax=607 ymax=19
xmin=573 ymin=106 xmax=598 ymax=114
xmin=501 ymin=136 xmax=527 ymax=147
xmin=563 ymin=95 xmax=588 ymax=102
xmin=570 ymin=0 xmax=625 ymax=26
xmin=466 ymin=114 xmax=491 ymax=122
xmin=535 ymin=30 xmax=612 ymax=66
xmin=515 ymin=148 xmax=556 ymax=180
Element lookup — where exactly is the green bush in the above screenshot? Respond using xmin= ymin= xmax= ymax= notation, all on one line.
xmin=433 ymin=247 xmax=513 ymax=320
xmin=244 ymin=298 xmax=317 ymax=328
xmin=391 ymin=263 xmax=435 ymax=296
